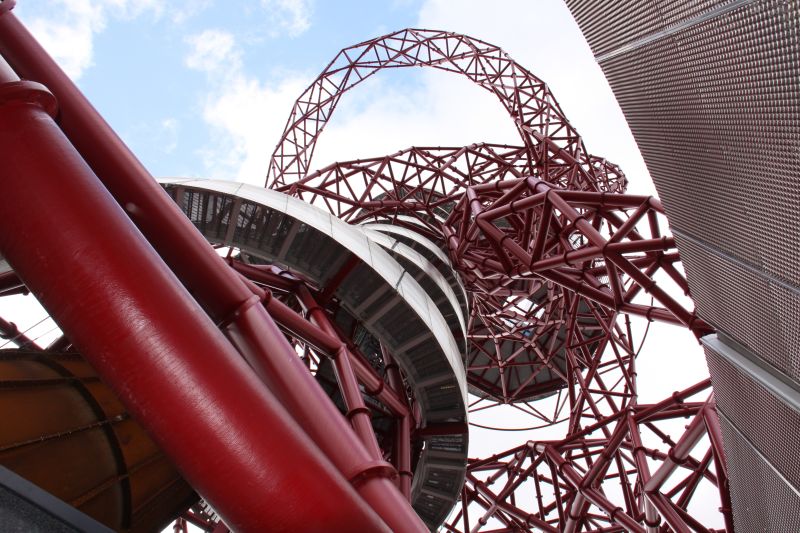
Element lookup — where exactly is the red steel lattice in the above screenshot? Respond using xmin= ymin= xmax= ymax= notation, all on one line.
xmin=268 ymin=29 xmax=731 ymax=532
xmin=267 ymin=29 xmax=627 ymax=194
xmin=0 ymin=2 xmax=734 ymax=528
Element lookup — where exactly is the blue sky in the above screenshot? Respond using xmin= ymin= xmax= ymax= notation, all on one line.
xmin=13 ymin=0 xmax=658 ymax=192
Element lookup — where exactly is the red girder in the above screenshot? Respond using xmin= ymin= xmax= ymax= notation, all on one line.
xmin=0 ymin=5 xmax=424 ymax=532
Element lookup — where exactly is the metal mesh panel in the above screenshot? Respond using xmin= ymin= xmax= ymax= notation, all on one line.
xmin=717 ymin=413 xmax=800 ymax=532
xmin=586 ymin=0 xmax=800 ymax=285
xmin=566 ymin=1 xmax=800 ymax=523
xmin=679 ymin=235 xmax=800 ymax=380
xmin=567 ymin=0 xmax=737 ymax=57
xmin=705 ymin=345 xmax=800 ymax=488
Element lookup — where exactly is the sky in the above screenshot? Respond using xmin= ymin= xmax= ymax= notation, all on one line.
xmin=4 ymin=0 xmax=716 ymax=528
xmin=12 ymin=0 xmax=659 ymax=191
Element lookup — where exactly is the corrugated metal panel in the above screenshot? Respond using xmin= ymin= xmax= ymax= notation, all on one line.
xmin=705 ymin=344 xmax=800 ymax=488
xmin=717 ymin=413 xmax=800 ymax=532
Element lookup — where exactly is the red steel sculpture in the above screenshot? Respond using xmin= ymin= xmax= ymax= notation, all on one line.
xmin=0 ymin=4 xmax=732 ymax=531
xmin=267 ymin=29 xmax=731 ymax=532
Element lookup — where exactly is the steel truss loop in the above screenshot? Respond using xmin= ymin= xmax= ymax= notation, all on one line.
xmin=267 ymin=29 xmax=626 ymax=194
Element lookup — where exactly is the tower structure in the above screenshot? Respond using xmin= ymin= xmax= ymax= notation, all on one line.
xmin=0 ymin=0 xmax=794 ymax=531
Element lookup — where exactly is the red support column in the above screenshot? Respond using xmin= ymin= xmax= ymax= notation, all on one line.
xmin=382 ymin=347 xmax=413 ymax=500
xmin=229 ymin=274 xmax=426 ymax=531
xmin=0 ymin=60 xmax=387 ymax=531
xmin=0 ymin=7 xmax=425 ymax=531
xmin=295 ymin=285 xmax=383 ymax=459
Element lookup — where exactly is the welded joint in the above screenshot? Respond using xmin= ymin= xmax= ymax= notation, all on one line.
xmin=365 ymin=378 xmax=385 ymax=397
xmin=345 ymin=405 xmax=372 ymax=421
xmin=216 ymin=293 xmax=264 ymax=329
xmin=643 ymin=515 xmax=662 ymax=528
xmin=347 ymin=460 xmax=398 ymax=488
xmin=0 ymin=80 xmax=57 ymax=117
xmin=0 ymin=0 xmax=15 ymax=16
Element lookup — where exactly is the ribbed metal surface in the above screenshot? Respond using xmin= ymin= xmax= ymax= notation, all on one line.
xmin=567 ymin=0 xmax=800 ymax=377
xmin=677 ymin=234 xmax=800 ymax=381
xmin=582 ymin=0 xmax=800 ymax=284
xmin=705 ymin=345 xmax=800 ymax=490
xmin=567 ymin=0 xmax=737 ymax=58
xmin=717 ymin=413 xmax=800 ymax=532
xmin=566 ymin=0 xmax=800 ymax=525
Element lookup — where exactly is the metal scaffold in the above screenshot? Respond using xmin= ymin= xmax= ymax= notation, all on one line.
xmin=0 ymin=3 xmax=732 ymax=531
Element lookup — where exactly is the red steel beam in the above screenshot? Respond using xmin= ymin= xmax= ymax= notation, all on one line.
xmin=296 ymin=285 xmax=384 ymax=459
xmin=235 ymin=272 xmax=410 ymax=418
xmin=0 ymin=6 xmax=425 ymax=530
xmin=0 ymin=58 xmax=387 ymax=531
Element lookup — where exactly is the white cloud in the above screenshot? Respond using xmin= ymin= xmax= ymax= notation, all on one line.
xmin=181 ymin=0 xmax=648 ymax=194
xmin=170 ymin=0 xmax=213 ymax=24
xmin=16 ymin=0 xmax=162 ymax=80
xmin=159 ymin=118 xmax=179 ymax=154
xmin=415 ymin=0 xmax=654 ymax=193
xmin=289 ymin=0 xmax=654 ymax=199
xmin=185 ymin=30 xmax=241 ymax=76
xmin=260 ymin=0 xmax=313 ymax=38
xmin=311 ymin=70 xmax=521 ymax=171
xmin=184 ymin=29 xmax=311 ymax=184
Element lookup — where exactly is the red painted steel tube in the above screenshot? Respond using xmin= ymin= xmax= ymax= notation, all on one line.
xmin=703 ymin=405 xmax=735 ymax=533
xmin=0 ymin=70 xmax=388 ymax=531
xmin=466 ymin=473 xmax=558 ymax=533
xmin=0 ymin=3 xmax=250 ymax=318
xmin=563 ymin=418 xmax=630 ymax=527
xmin=242 ymin=278 xmax=409 ymax=418
xmin=626 ymin=416 xmax=661 ymax=533
xmin=644 ymin=402 xmax=711 ymax=493
xmin=228 ymin=275 xmax=425 ymax=530
xmin=237 ymin=277 xmax=386 ymax=459
xmin=382 ymin=347 xmax=413 ymax=499
xmin=333 ymin=344 xmax=385 ymax=458
xmin=540 ymin=446 xmax=644 ymax=533
xmin=0 ymin=8 xmax=424 ymax=530
xmin=223 ymin=296 xmax=427 ymax=532
xmin=295 ymin=285 xmax=383 ymax=458
xmin=0 ymin=315 xmax=39 ymax=350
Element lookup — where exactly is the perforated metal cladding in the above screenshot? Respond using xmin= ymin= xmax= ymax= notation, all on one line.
xmin=678 ymin=235 xmax=800 ymax=380
xmin=566 ymin=2 xmax=800 ymax=522
xmin=717 ymin=413 xmax=800 ymax=532
xmin=579 ymin=0 xmax=800 ymax=287
xmin=705 ymin=345 xmax=800 ymax=489
xmin=567 ymin=0 xmax=733 ymax=57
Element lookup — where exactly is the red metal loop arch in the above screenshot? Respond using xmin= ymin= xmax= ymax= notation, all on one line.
xmin=266 ymin=28 xmax=626 ymax=193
